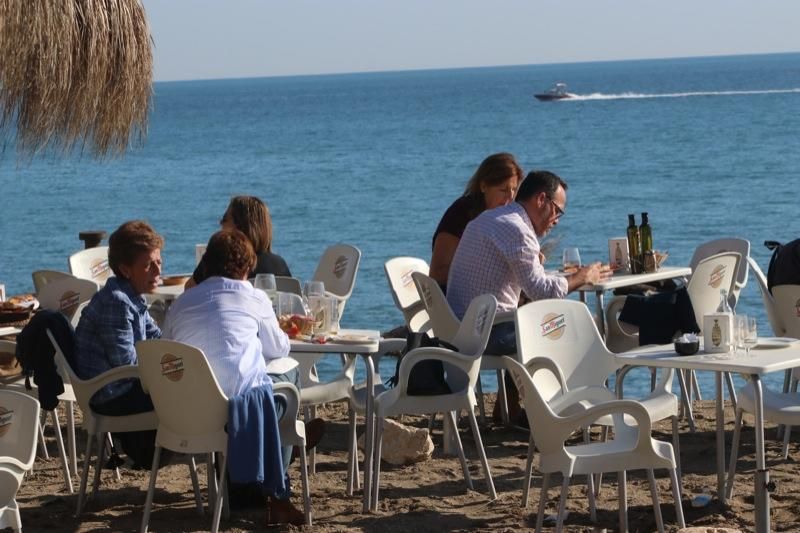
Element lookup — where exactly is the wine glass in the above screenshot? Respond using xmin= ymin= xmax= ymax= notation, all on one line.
xmin=734 ymin=315 xmax=748 ymax=357
xmin=254 ymin=273 xmax=277 ymax=301
xmin=303 ymin=280 xmax=325 ymax=299
xmin=743 ymin=316 xmax=758 ymax=357
xmin=562 ymin=248 xmax=581 ymax=272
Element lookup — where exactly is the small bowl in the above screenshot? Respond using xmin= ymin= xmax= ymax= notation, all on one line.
xmin=674 ymin=340 xmax=700 ymax=356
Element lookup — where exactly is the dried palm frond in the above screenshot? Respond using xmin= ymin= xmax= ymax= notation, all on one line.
xmin=0 ymin=0 xmax=153 ymax=159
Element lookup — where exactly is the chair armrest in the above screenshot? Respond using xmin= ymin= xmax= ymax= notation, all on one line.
xmin=525 ymin=357 xmax=569 ymax=395
xmin=559 ymin=399 xmax=652 ymax=447
xmin=493 ymin=310 xmax=516 ymax=325
xmin=82 ymin=365 xmax=144 ymax=396
xmin=549 ymin=385 xmax=617 ymax=415
xmin=396 ymin=347 xmax=476 ymax=389
xmin=272 ymin=382 xmax=301 ymax=427
xmin=377 ymin=338 xmax=406 ymax=355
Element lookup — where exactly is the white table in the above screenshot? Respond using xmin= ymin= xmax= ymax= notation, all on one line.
xmin=149 ymin=283 xmax=185 ymax=302
xmin=615 ymin=338 xmax=800 ymax=533
xmin=577 ymin=266 xmax=692 ymax=336
xmin=289 ymin=329 xmax=381 ymax=512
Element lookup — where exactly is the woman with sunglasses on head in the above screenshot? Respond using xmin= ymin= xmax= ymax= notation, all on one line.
xmin=188 ymin=196 xmax=291 ymax=288
xmin=430 ymin=153 xmax=524 ymax=293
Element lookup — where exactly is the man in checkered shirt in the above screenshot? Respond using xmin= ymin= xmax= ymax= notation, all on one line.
xmin=447 ymin=170 xmax=608 ymax=418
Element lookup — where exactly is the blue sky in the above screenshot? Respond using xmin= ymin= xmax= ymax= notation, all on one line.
xmin=143 ymin=0 xmax=800 ymax=82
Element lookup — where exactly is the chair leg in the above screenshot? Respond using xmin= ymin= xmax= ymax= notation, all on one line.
xmin=106 ymin=433 xmax=121 ymax=482
xmin=725 ymin=408 xmax=744 ymax=499
xmin=50 ymin=409 xmax=73 ymax=494
xmin=448 ymin=411 xmax=473 ymax=491
xmin=587 ymin=473 xmax=597 ymax=522
xmin=497 ymin=369 xmax=509 ymax=425
xmin=37 ymin=416 xmax=50 ymax=459
xmin=211 ymin=452 xmax=228 ymax=533
xmin=724 ymin=372 xmax=738 ymax=410
xmin=690 ymin=370 xmax=702 ymax=400
xmin=76 ymin=431 xmax=94 ymax=516
xmin=207 ymin=453 xmax=216 ymax=515
xmin=370 ymin=416 xmax=385 ymax=512
xmin=188 ymin=456 xmax=203 ymax=517
xmin=66 ymin=401 xmax=78 ymax=477
xmin=536 ymin=472 xmax=550 ymax=533
xmin=593 ymin=426 xmax=610 ymax=497
xmin=671 ymin=416 xmax=682 ymax=488
xmin=677 ymin=370 xmax=697 ymax=432
xmin=476 ymin=376 xmax=486 ymax=425
xmin=669 ymin=467 xmax=686 ymax=528
xmin=91 ymin=433 xmax=106 ymax=501
xmin=617 ymin=470 xmax=628 ymax=533
xmin=306 ymin=405 xmax=317 ymax=475
xmin=299 ymin=443 xmax=312 ymax=525
xmin=556 ymin=475 xmax=570 ymax=531
xmin=140 ymin=445 xmax=162 ymax=533
xmin=467 ymin=408 xmax=495 ymax=499
xmin=647 ymin=469 xmax=664 ymax=533
xmin=782 ymin=425 xmax=792 ymax=460
xmin=522 ymin=435 xmax=535 ymax=507
xmin=346 ymin=406 xmax=357 ymax=495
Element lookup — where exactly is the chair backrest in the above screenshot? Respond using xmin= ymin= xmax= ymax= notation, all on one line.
xmin=136 ymin=339 xmax=228 ymax=443
xmin=36 ymin=276 xmax=99 ymax=326
xmin=772 ymin=285 xmax=800 ymax=339
xmin=68 ymin=246 xmax=111 ymax=285
xmin=747 ymin=256 xmax=786 ymax=337
xmin=31 ymin=270 xmax=72 ymax=294
xmin=450 ymin=294 xmax=497 ymax=358
xmin=690 ymin=238 xmax=750 ymax=308
xmin=385 ymin=257 xmax=431 ymax=333
xmin=515 ymin=299 xmax=618 ymax=403
xmin=46 ymin=330 xmax=91 ymax=415
xmin=312 ymin=244 xmax=361 ymax=316
xmin=275 ymin=276 xmax=302 ymax=295
xmin=0 ymin=389 xmax=40 ymax=471
xmin=411 ymin=272 xmax=458 ymax=340
xmin=686 ymin=251 xmax=741 ymax=331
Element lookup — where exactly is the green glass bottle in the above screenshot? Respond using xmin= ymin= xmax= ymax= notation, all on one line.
xmin=640 ymin=212 xmax=654 ymax=272
xmin=626 ymin=214 xmax=641 ymax=274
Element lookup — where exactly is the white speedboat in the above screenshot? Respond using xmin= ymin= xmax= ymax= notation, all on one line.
xmin=534 ymin=82 xmax=575 ymax=101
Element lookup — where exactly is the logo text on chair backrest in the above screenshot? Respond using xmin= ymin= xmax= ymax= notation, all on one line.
xmin=0 ymin=406 xmax=13 ymax=437
xmin=708 ymin=264 xmax=727 ymax=289
xmin=160 ymin=353 xmax=184 ymax=382
xmin=400 ymin=269 xmax=415 ymax=289
xmin=420 ymin=283 xmax=433 ymax=308
xmin=333 ymin=256 xmax=349 ymax=280
xmin=475 ymin=307 xmax=489 ymax=336
xmin=540 ymin=313 xmax=566 ymax=340
xmin=90 ymin=258 xmax=110 ymax=280
xmin=59 ymin=290 xmax=80 ymax=316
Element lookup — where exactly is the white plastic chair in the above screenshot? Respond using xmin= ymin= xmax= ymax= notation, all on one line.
xmin=747 ymin=256 xmax=786 ymax=337
xmin=311 ymin=243 xmax=361 ymax=318
xmin=37 ymin=275 xmax=99 ymax=329
xmin=412 ymin=272 xmax=518 ymax=425
xmin=504 ymin=357 xmax=685 ymax=533
xmin=31 ymin=270 xmax=72 ymax=294
xmin=384 ymin=257 xmax=431 ymax=333
xmin=370 ymin=294 xmax=498 ymax=510
xmin=689 ymin=238 xmax=750 ymax=308
xmin=0 ymin=338 xmax=77 ymax=494
xmin=514 ymin=299 xmax=681 ymax=493
xmin=46 ymin=330 xmax=160 ymax=515
xmin=0 ymin=390 xmax=40 ymax=533
xmin=68 ymin=246 xmax=111 ymax=286
xmin=275 ymin=276 xmax=302 ymax=295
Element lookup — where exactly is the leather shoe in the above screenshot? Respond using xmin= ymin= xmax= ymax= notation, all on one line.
xmin=266 ymin=497 xmax=305 ymax=526
xmin=291 ymin=418 xmax=326 ymax=462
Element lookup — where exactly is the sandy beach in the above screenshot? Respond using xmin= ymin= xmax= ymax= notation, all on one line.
xmin=15 ymin=393 xmax=800 ymax=532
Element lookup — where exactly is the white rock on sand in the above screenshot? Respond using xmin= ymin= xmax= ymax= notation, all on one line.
xmin=358 ymin=417 xmax=434 ymax=465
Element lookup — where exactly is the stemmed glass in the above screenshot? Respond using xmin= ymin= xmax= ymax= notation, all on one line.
xmin=254 ymin=274 xmax=277 ymax=299
xmin=303 ymin=281 xmax=325 ymax=299
xmin=743 ymin=316 xmax=758 ymax=357
xmin=562 ymin=248 xmax=581 ymax=272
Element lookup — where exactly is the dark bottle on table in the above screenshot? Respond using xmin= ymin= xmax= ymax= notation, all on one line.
xmin=640 ymin=212 xmax=655 ymax=272
xmin=626 ymin=214 xmax=641 ymax=274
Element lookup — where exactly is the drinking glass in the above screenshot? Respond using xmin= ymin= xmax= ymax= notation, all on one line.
xmin=734 ymin=315 xmax=747 ymax=357
xmin=743 ymin=316 xmax=758 ymax=357
xmin=562 ymin=248 xmax=581 ymax=272
xmin=254 ymin=274 xmax=277 ymax=302
xmin=303 ymin=280 xmax=325 ymax=299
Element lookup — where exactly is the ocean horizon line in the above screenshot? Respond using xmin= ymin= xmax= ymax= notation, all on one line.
xmin=153 ymin=50 xmax=800 ymax=85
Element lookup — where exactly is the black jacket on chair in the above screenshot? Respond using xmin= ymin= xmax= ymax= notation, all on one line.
xmin=618 ymin=287 xmax=700 ymax=346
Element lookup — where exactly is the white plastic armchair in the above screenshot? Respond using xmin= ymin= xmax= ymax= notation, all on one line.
xmin=412 ymin=272 xmax=515 ymax=424
xmin=747 ymin=257 xmax=786 ymax=337
xmin=31 ymin=270 xmax=72 ymax=294
xmin=384 ymin=257 xmax=431 ymax=333
xmin=37 ymin=275 xmax=99 ymax=328
xmin=46 ymin=330 xmax=159 ymax=516
xmin=370 ymin=294 xmax=498 ymax=510
xmin=275 ymin=276 xmax=302 ymax=295
xmin=504 ymin=357 xmax=685 ymax=533
xmin=312 ymin=243 xmax=361 ymax=318
xmin=0 ymin=390 xmax=40 ymax=533
xmin=689 ymin=238 xmax=750 ymax=309
xmin=515 ymin=299 xmax=682 ymax=485
xmin=68 ymin=246 xmax=111 ymax=286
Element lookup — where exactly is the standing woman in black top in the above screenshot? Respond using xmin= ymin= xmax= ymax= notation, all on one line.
xmin=188 ymin=195 xmax=292 ymax=287
xmin=430 ymin=153 xmax=524 ymax=292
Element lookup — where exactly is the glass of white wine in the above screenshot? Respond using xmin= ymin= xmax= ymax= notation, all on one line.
xmin=743 ymin=316 xmax=758 ymax=358
xmin=254 ymin=273 xmax=277 ymax=302
xmin=562 ymin=247 xmax=581 ymax=273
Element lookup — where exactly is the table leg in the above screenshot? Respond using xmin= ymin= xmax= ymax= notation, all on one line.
xmin=362 ymin=354 xmax=375 ymax=512
xmin=595 ymin=290 xmax=606 ymax=338
xmin=751 ymin=375 xmax=770 ymax=533
xmin=715 ymin=371 xmax=726 ymax=500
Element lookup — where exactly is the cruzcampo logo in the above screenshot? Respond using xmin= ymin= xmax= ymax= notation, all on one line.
xmin=333 ymin=255 xmax=349 ymax=279
xmin=160 ymin=353 xmax=184 ymax=382
xmin=90 ymin=258 xmax=110 ymax=280
xmin=0 ymin=406 xmax=13 ymax=437
xmin=708 ymin=264 xmax=726 ymax=289
xmin=540 ymin=313 xmax=566 ymax=340
xmin=59 ymin=290 xmax=80 ymax=316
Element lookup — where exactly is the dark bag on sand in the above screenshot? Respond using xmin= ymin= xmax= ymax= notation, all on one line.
xmin=386 ymin=332 xmax=456 ymax=396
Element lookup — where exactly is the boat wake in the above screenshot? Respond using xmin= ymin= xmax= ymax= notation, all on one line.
xmin=565 ymin=88 xmax=800 ymax=101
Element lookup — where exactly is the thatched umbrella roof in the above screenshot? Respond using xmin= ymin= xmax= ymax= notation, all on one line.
xmin=0 ymin=0 xmax=153 ymax=159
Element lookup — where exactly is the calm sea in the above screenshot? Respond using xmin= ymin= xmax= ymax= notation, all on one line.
xmin=2 ymin=52 xmax=800 ymax=395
